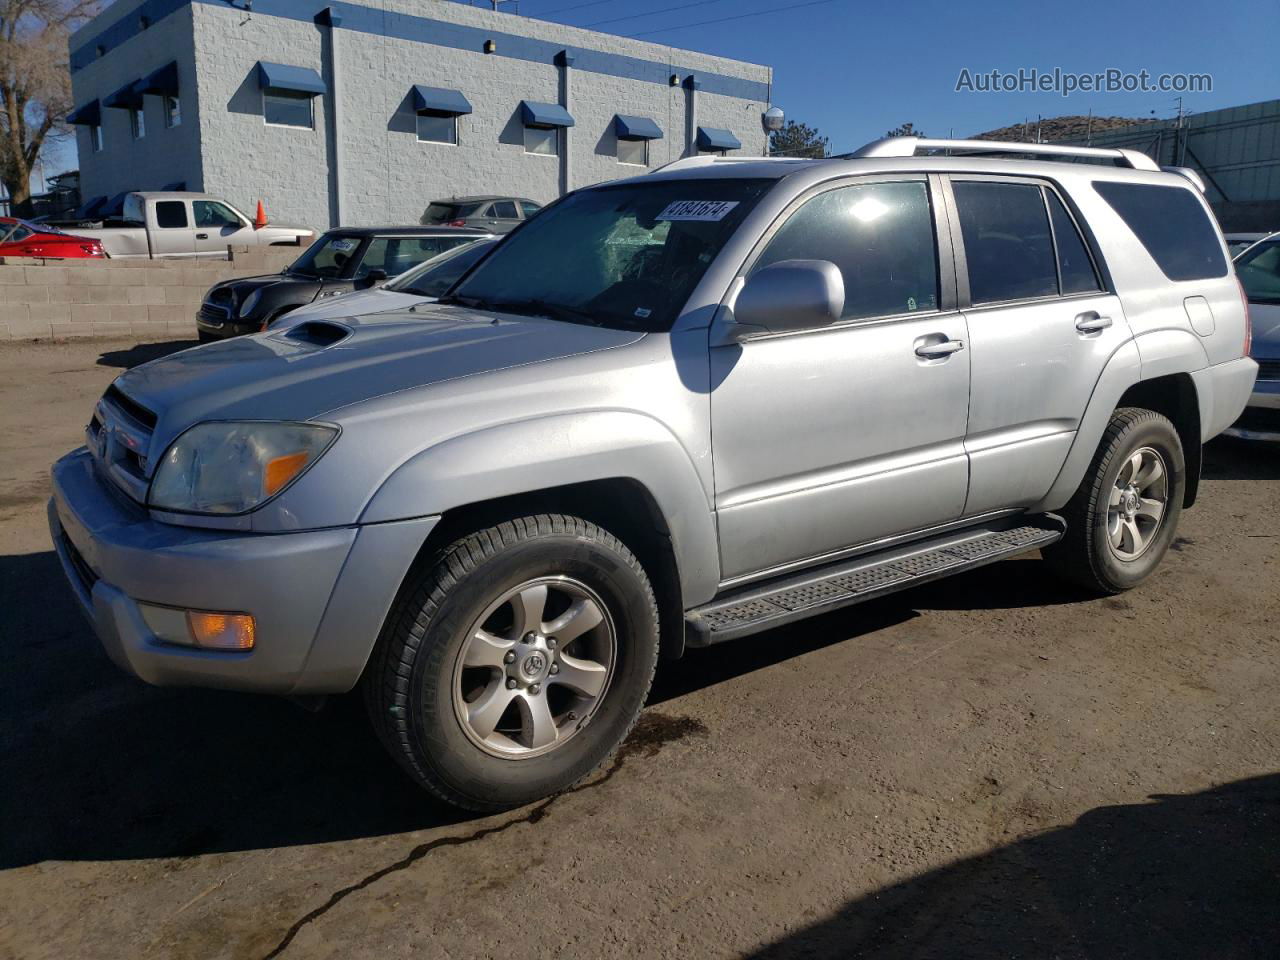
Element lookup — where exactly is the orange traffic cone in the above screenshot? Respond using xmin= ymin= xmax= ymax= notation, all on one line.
xmin=253 ymin=199 xmax=268 ymax=229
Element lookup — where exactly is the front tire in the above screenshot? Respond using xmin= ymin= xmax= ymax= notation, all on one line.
xmin=364 ymin=514 xmax=659 ymax=811
xmin=1045 ymin=407 xmax=1185 ymax=593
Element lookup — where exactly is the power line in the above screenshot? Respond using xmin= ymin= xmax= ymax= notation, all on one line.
xmin=627 ymin=0 xmax=838 ymax=38
xmin=530 ymin=0 xmax=621 ymax=16
xmin=583 ymin=0 xmax=730 ymax=28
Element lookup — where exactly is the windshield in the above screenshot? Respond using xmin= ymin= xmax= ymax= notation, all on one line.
xmin=446 ymin=178 xmax=775 ymax=331
xmin=1236 ymin=240 xmax=1280 ymax=304
xmin=288 ymin=233 xmax=363 ymax=279
xmin=387 ymin=238 xmax=497 ymax=297
xmin=423 ymin=201 xmax=483 ymax=224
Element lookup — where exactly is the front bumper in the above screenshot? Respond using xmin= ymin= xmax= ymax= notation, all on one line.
xmin=195 ymin=312 xmax=260 ymax=339
xmin=1222 ymin=376 xmax=1280 ymax=442
xmin=49 ymin=448 xmax=437 ymax=694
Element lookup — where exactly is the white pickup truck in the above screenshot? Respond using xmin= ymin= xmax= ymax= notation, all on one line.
xmin=54 ymin=191 xmax=313 ymax=259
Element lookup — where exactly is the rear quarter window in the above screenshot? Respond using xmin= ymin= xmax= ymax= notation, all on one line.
xmin=1092 ymin=181 xmax=1226 ymax=281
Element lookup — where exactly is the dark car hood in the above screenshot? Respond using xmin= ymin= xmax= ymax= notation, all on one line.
xmin=1251 ymin=301 xmax=1280 ymax=360
xmin=116 ymin=303 xmax=645 ymax=451
xmin=208 ymin=272 xmax=344 ymax=305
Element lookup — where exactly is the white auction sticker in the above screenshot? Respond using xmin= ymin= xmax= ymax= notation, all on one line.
xmin=656 ymin=200 xmax=740 ymax=222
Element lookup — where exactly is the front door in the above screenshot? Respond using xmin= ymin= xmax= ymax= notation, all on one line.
xmin=710 ymin=177 xmax=971 ymax=582
xmin=192 ymin=199 xmax=256 ymax=258
xmin=946 ymin=177 xmax=1132 ymax=515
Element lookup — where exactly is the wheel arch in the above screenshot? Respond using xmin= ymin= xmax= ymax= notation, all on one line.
xmin=1114 ymin=373 xmax=1202 ymax=508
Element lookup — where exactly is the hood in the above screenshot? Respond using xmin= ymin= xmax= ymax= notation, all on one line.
xmin=209 ymin=272 xmax=327 ymax=303
xmin=1250 ymin=301 xmax=1280 ymax=360
xmin=115 ymin=303 xmax=645 ymax=450
xmin=272 ymin=287 xmax=427 ymax=328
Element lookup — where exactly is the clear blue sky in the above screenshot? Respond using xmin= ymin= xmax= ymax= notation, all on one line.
xmin=42 ymin=0 xmax=1278 ymax=182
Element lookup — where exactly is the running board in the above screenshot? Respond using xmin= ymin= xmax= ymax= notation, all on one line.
xmin=685 ymin=518 xmax=1065 ymax=646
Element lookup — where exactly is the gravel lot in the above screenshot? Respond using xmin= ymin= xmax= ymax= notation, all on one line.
xmin=1 ymin=337 xmax=1277 ymax=960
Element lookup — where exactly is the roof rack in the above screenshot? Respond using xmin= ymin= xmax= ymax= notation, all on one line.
xmin=847 ymin=137 xmax=1161 ymax=171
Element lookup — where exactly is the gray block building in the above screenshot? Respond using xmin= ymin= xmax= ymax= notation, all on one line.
xmin=66 ymin=0 xmax=775 ymax=231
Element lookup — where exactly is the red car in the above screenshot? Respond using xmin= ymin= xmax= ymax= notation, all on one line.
xmin=0 ymin=217 xmax=106 ymax=258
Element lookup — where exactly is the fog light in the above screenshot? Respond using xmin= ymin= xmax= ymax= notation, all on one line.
xmin=186 ymin=611 xmax=256 ymax=650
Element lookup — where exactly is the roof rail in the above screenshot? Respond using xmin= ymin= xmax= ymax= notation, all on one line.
xmin=648 ymin=154 xmax=811 ymax=174
xmin=1161 ymin=165 xmax=1206 ymax=192
xmin=848 ymin=137 xmax=1161 ymax=172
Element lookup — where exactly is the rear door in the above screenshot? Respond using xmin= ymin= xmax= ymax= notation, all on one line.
xmin=947 ymin=176 xmax=1130 ymax=515
xmin=485 ymin=200 xmax=521 ymax=233
xmin=147 ymin=199 xmax=196 ymax=257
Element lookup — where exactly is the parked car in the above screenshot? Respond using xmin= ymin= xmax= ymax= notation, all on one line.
xmin=270 ymin=236 xmax=501 ymax=329
xmin=421 ymin=195 xmax=541 ymax=233
xmin=49 ymin=137 xmax=1255 ymax=812
xmin=1225 ymin=231 xmax=1275 ymax=257
xmin=196 ymin=227 xmax=490 ymax=340
xmin=0 ymin=217 xmax=105 ymax=259
xmin=1224 ymin=235 xmax=1280 ymax=440
xmin=47 ymin=192 xmax=313 ymax=259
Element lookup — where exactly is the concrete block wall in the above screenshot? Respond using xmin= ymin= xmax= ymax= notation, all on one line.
xmin=0 ymin=247 xmax=298 ymax=342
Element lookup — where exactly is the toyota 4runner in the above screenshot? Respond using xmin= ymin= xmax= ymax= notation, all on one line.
xmin=49 ymin=137 xmax=1257 ymax=811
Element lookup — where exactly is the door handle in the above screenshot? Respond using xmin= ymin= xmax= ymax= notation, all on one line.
xmin=1075 ymin=311 xmax=1112 ymax=334
xmin=914 ymin=337 xmax=965 ymax=360
xmin=196 ymin=232 xmax=209 ymax=239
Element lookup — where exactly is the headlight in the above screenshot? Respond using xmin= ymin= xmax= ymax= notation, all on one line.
xmin=149 ymin=421 xmax=338 ymax=515
xmin=238 ymin=289 xmax=263 ymax=318
xmin=315 ymin=288 xmax=346 ymax=300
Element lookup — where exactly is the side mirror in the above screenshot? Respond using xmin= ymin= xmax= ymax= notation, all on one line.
xmin=358 ymin=268 xmax=388 ymax=289
xmin=731 ymin=260 xmax=845 ymax=338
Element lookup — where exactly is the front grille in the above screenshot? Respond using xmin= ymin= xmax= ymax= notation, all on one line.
xmin=199 ymin=302 xmax=231 ymax=326
xmin=1257 ymin=359 xmax=1280 ymax=382
xmin=89 ymin=385 xmax=157 ymax=502
xmin=61 ymin=533 xmax=98 ymax=591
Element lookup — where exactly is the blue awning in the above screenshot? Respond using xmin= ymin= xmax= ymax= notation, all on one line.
xmin=102 ymin=191 xmax=135 ymax=216
xmin=76 ymin=195 xmax=106 ymax=218
xmin=66 ymin=101 xmax=101 ymax=126
xmin=696 ymin=126 xmax=742 ymax=151
xmin=614 ymin=115 xmax=663 ymax=140
xmin=135 ymin=61 xmax=180 ymax=96
xmin=411 ymin=85 xmax=472 ymax=115
xmin=520 ymin=100 xmax=574 ymax=128
xmin=104 ymin=81 xmax=144 ymax=110
xmin=256 ymin=61 xmax=326 ymax=96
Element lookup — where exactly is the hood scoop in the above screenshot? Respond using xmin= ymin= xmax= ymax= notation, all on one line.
xmin=281 ymin=320 xmax=352 ymax=347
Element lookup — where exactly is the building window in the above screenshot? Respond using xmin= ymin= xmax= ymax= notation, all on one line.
xmin=617 ymin=137 xmax=647 ymax=166
xmin=165 ymin=95 xmax=181 ymax=128
xmin=264 ymin=90 xmax=314 ymax=129
xmin=130 ymin=107 xmax=146 ymax=140
xmin=416 ymin=110 xmax=457 ymax=145
xmin=524 ymin=124 xmax=558 ymax=157
xmin=90 ymin=124 xmax=104 ymax=152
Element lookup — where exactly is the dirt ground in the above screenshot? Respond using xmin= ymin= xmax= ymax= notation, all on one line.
xmin=1 ymin=337 xmax=1277 ymax=960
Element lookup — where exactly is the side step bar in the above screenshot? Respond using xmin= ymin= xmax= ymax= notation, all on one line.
xmin=685 ymin=517 xmax=1065 ymax=646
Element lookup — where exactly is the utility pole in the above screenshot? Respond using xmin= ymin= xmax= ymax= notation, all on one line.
xmin=1085 ymin=108 xmax=1093 ymax=147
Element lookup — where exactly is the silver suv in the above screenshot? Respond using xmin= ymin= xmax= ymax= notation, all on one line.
xmin=49 ymin=138 xmax=1257 ymax=811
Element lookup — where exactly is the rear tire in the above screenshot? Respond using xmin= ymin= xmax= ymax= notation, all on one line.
xmin=1044 ymin=407 xmax=1185 ymax=594
xmin=364 ymin=514 xmax=659 ymax=811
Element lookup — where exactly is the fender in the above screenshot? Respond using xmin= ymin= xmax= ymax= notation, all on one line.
xmin=359 ymin=410 xmax=723 ymax=605
xmin=1032 ymin=329 xmax=1208 ymax=514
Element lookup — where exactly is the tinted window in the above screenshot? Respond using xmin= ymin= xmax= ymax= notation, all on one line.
xmin=1093 ymin=181 xmax=1226 ymax=281
xmin=358 ymin=236 xmax=475 ymax=277
xmin=193 ymin=201 xmax=242 ymax=229
xmin=264 ymin=90 xmax=313 ymax=128
xmin=390 ymin=239 xmax=496 ymax=297
xmin=155 ymin=201 xmax=187 ymax=229
xmin=491 ymin=201 xmax=518 ymax=220
xmin=1046 ymin=190 xmax=1101 ymax=294
xmin=752 ymin=180 xmax=939 ymax=320
xmin=423 ymin=201 xmax=482 ymax=224
xmin=1236 ymin=241 xmax=1280 ymax=303
xmin=954 ymin=180 xmax=1057 ymax=304
xmin=290 ymin=233 xmax=360 ymax=278
xmin=451 ymin=178 xmax=774 ymax=332
xmin=519 ymin=201 xmax=541 ymax=219
xmin=416 ymin=111 xmax=457 ymax=144
xmin=6 ymin=225 xmax=33 ymax=243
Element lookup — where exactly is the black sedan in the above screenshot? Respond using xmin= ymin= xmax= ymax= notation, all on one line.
xmin=196 ymin=226 xmax=490 ymax=340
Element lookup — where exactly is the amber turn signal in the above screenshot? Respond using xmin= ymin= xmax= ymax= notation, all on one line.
xmin=186 ymin=611 xmax=256 ymax=650
xmin=263 ymin=450 xmax=311 ymax=496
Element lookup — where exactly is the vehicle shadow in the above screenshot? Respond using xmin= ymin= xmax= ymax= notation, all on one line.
xmin=747 ymin=772 xmax=1280 ymax=959
xmin=1203 ymin=435 xmax=1280 ymax=482
xmin=96 ymin=339 xmax=200 ymax=369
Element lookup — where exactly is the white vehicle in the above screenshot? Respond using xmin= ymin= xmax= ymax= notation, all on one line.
xmin=269 ymin=236 xmax=499 ymax=329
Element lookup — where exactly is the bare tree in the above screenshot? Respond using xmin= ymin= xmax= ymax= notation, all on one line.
xmin=884 ymin=122 xmax=925 ymax=138
xmin=0 ymin=0 xmax=97 ymax=215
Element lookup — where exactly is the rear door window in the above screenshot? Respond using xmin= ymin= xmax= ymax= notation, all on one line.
xmin=1092 ymin=180 xmax=1226 ymax=281
xmin=953 ymin=180 xmax=1057 ymax=304
xmin=519 ymin=201 xmax=541 ymax=219
xmin=492 ymin=201 xmax=518 ymax=220
xmin=155 ymin=201 xmax=188 ymax=229
xmin=750 ymin=179 xmax=940 ymax=321
xmin=1045 ymin=190 xmax=1102 ymax=295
